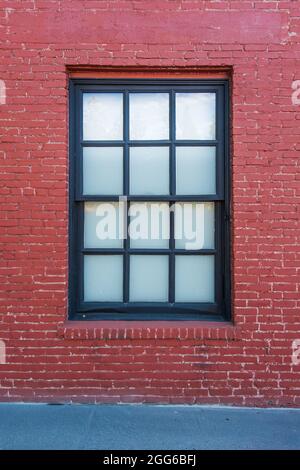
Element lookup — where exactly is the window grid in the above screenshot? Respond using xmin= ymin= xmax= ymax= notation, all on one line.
xmin=69 ymin=80 xmax=230 ymax=320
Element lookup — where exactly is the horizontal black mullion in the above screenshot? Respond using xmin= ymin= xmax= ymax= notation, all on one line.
xmin=128 ymin=141 xmax=170 ymax=146
xmin=77 ymin=195 xmax=123 ymax=202
xmin=129 ymin=249 xmax=170 ymax=255
xmin=76 ymin=195 xmax=224 ymax=202
xmin=81 ymin=140 xmax=125 ymax=146
xmin=174 ymin=140 xmax=218 ymax=146
xmin=81 ymin=140 xmax=219 ymax=146
xmin=129 ymin=249 xmax=216 ymax=255
xmin=82 ymin=248 xmax=216 ymax=255
xmin=83 ymin=248 xmax=124 ymax=254
xmin=173 ymin=249 xmax=216 ymax=255
xmin=128 ymin=140 xmax=218 ymax=146
xmin=81 ymin=141 xmax=172 ymax=146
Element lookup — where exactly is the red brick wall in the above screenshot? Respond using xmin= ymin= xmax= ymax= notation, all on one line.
xmin=0 ymin=0 xmax=300 ymax=406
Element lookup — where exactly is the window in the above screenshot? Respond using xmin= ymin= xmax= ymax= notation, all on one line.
xmin=69 ymin=79 xmax=230 ymax=320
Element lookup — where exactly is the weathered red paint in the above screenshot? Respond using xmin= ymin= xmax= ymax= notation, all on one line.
xmin=0 ymin=0 xmax=300 ymax=406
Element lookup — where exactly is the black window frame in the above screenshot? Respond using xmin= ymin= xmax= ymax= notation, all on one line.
xmin=69 ymin=78 xmax=231 ymax=321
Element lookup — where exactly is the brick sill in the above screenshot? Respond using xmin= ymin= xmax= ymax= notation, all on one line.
xmin=57 ymin=321 xmax=240 ymax=341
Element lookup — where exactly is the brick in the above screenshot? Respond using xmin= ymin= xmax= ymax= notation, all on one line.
xmin=0 ymin=0 xmax=299 ymax=406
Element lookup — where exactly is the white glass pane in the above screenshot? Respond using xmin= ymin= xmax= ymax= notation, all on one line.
xmin=83 ymin=93 xmax=123 ymax=141
xmin=176 ymin=146 xmax=216 ymax=195
xmin=175 ymin=202 xmax=214 ymax=250
xmin=129 ymin=202 xmax=169 ymax=249
xmin=176 ymin=93 xmax=216 ymax=140
xmin=175 ymin=255 xmax=214 ymax=302
xmin=130 ymin=255 xmax=168 ymax=302
xmin=130 ymin=147 xmax=169 ymax=195
xmin=129 ymin=93 xmax=169 ymax=140
xmin=84 ymin=255 xmax=123 ymax=302
xmin=84 ymin=202 xmax=124 ymax=249
xmin=83 ymin=147 xmax=123 ymax=195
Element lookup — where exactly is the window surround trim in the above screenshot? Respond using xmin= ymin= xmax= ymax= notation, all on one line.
xmin=69 ymin=78 xmax=231 ymax=322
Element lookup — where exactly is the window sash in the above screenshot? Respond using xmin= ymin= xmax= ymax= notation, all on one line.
xmin=69 ymin=79 xmax=230 ymax=320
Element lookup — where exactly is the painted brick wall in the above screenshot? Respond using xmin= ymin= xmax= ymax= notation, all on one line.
xmin=0 ymin=0 xmax=300 ymax=406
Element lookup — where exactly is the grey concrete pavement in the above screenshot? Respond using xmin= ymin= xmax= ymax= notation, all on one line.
xmin=0 ymin=404 xmax=299 ymax=450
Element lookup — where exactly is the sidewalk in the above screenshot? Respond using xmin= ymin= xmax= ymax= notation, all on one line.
xmin=0 ymin=404 xmax=299 ymax=450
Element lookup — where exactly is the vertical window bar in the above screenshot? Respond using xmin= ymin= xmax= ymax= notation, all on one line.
xmin=215 ymin=88 xmax=225 ymax=306
xmin=169 ymin=91 xmax=176 ymax=303
xmin=214 ymin=202 xmax=222 ymax=306
xmin=78 ymin=89 xmax=85 ymax=307
xmin=124 ymin=91 xmax=129 ymax=302
xmin=77 ymin=89 xmax=84 ymax=199
xmin=170 ymin=91 xmax=176 ymax=196
xmin=216 ymin=88 xmax=224 ymax=199
xmin=169 ymin=204 xmax=175 ymax=303
xmin=78 ymin=202 xmax=85 ymax=306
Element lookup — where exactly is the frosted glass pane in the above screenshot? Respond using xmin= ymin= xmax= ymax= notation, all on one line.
xmin=176 ymin=93 xmax=216 ymax=140
xmin=129 ymin=202 xmax=170 ymax=249
xmin=84 ymin=255 xmax=123 ymax=302
xmin=175 ymin=255 xmax=214 ymax=302
xmin=83 ymin=147 xmax=123 ymax=195
xmin=83 ymin=93 xmax=123 ymax=141
xmin=176 ymin=146 xmax=216 ymax=195
xmin=130 ymin=147 xmax=169 ymax=195
xmin=175 ymin=202 xmax=214 ymax=250
xmin=129 ymin=93 xmax=169 ymax=140
xmin=130 ymin=255 xmax=168 ymax=302
xmin=84 ymin=202 xmax=124 ymax=249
